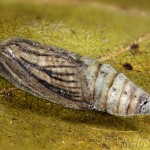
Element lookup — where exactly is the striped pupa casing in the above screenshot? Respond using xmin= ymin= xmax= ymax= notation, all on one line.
xmin=0 ymin=38 xmax=149 ymax=116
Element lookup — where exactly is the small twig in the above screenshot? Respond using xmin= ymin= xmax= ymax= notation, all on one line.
xmin=97 ymin=33 xmax=150 ymax=63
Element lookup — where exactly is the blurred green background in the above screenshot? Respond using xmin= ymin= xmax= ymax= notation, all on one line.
xmin=0 ymin=0 xmax=150 ymax=149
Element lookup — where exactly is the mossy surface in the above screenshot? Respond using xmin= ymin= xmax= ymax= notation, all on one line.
xmin=0 ymin=0 xmax=150 ymax=150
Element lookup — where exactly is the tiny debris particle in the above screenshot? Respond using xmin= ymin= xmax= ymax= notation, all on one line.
xmin=101 ymin=143 xmax=110 ymax=149
xmin=130 ymin=43 xmax=140 ymax=55
xmin=123 ymin=63 xmax=133 ymax=70
xmin=130 ymin=43 xmax=139 ymax=49
xmin=9 ymin=120 xmax=13 ymax=124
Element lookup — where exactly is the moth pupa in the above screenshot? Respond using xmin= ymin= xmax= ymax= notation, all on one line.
xmin=0 ymin=38 xmax=149 ymax=116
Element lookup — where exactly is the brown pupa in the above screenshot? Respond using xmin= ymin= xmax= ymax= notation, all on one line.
xmin=0 ymin=38 xmax=149 ymax=116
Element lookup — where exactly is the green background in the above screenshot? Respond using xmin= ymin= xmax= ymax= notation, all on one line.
xmin=0 ymin=0 xmax=150 ymax=149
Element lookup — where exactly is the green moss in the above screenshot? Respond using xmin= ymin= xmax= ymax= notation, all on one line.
xmin=0 ymin=1 xmax=150 ymax=150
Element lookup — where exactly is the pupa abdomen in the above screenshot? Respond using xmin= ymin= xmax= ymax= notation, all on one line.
xmin=0 ymin=38 xmax=149 ymax=116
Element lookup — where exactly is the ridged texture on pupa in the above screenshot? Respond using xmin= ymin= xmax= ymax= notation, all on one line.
xmin=0 ymin=38 xmax=92 ymax=110
xmin=94 ymin=65 xmax=149 ymax=116
xmin=0 ymin=38 xmax=149 ymax=116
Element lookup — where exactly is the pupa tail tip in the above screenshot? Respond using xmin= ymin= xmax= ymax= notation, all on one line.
xmin=139 ymin=97 xmax=150 ymax=115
